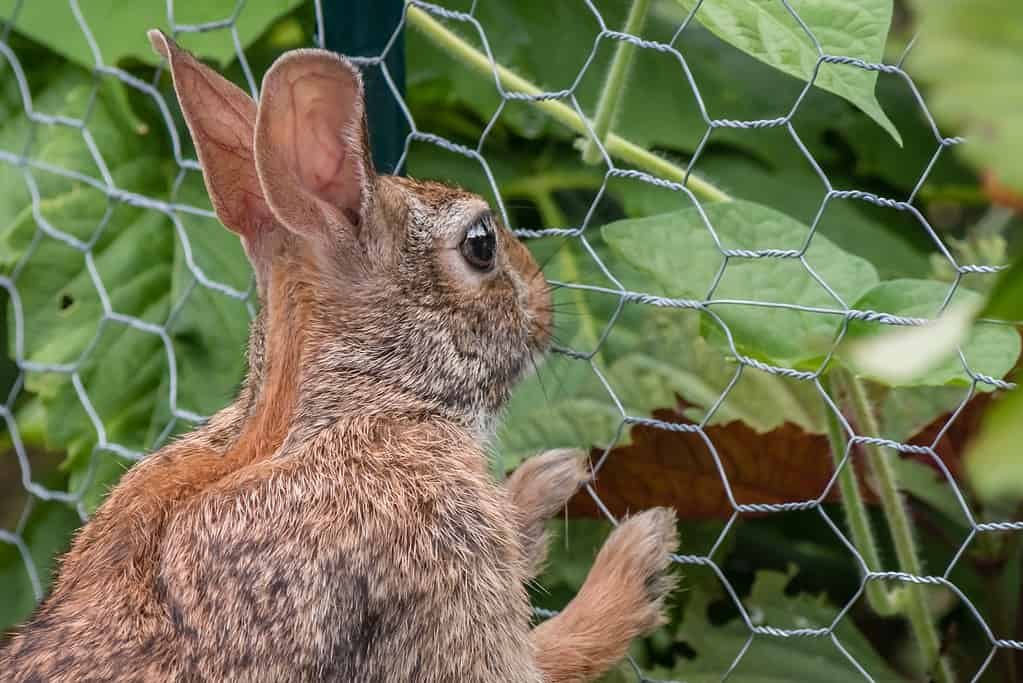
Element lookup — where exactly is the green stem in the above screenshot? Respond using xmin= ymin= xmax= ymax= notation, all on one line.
xmin=824 ymin=374 xmax=899 ymax=617
xmin=841 ymin=370 xmax=956 ymax=683
xmin=580 ymin=0 xmax=651 ymax=165
xmin=406 ymin=4 xmax=731 ymax=204
xmin=502 ymin=170 xmax=604 ymax=198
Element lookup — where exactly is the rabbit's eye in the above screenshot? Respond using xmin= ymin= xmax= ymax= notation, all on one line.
xmin=460 ymin=217 xmax=497 ymax=272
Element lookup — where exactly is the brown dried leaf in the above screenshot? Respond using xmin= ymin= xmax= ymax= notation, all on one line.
xmin=562 ymin=393 xmax=996 ymax=521
xmin=566 ymin=402 xmax=856 ymax=520
xmin=906 ymin=392 xmax=992 ymax=480
xmin=983 ymin=171 xmax=1023 ymax=212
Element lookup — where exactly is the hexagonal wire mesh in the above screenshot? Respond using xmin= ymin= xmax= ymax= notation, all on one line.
xmin=1 ymin=0 xmax=1021 ymax=680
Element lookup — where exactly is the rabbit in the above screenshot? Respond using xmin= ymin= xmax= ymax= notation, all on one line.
xmin=0 ymin=31 xmax=678 ymax=683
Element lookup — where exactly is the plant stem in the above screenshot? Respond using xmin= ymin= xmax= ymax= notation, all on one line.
xmin=841 ymin=370 xmax=956 ymax=683
xmin=502 ymin=170 xmax=604 ymax=198
xmin=824 ymin=374 xmax=899 ymax=617
xmin=580 ymin=0 xmax=651 ymax=165
xmin=405 ymin=4 xmax=731 ymax=204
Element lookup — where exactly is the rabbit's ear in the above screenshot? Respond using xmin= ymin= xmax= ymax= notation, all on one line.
xmin=254 ymin=50 xmax=374 ymax=239
xmin=148 ymin=30 xmax=275 ymax=248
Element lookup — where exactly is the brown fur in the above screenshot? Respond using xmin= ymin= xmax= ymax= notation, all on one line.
xmin=0 ymin=33 xmax=677 ymax=682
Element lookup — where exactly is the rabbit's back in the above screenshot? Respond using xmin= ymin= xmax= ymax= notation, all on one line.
xmin=157 ymin=419 xmax=542 ymax=682
xmin=3 ymin=419 xmax=542 ymax=683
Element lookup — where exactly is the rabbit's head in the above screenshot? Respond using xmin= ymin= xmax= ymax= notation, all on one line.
xmin=150 ymin=32 xmax=552 ymax=437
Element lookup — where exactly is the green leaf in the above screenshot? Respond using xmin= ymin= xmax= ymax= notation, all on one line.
xmin=965 ymin=389 xmax=1023 ymax=506
xmin=0 ymin=0 xmax=304 ymax=69
xmin=0 ymin=497 xmax=81 ymax=631
xmin=1 ymin=60 xmax=250 ymax=507
xmin=841 ymin=300 xmax=982 ymax=388
xmin=499 ymin=235 xmax=828 ymax=469
xmin=657 ymin=568 xmax=902 ymax=682
xmin=677 ymin=0 xmax=901 ymax=144
xmin=532 ymin=518 xmax=614 ymax=599
xmin=840 ymin=280 xmax=1021 ymax=387
xmin=880 ymin=385 xmax=974 ymax=444
xmin=907 ymin=0 xmax=1023 ymax=192
xmin=601 ymin=201 xmax=879 ymax=369
xmin=500 ymin=310 xmax=828 ymax=469
xmin=611 ymin=155 xmax=931 ymax=280
xmin=66 ymin=449 xmax=133 ymax=515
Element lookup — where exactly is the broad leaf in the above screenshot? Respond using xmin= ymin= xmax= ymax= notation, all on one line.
xmin=601 ymin=201 xmax=880 ymax=368
xmin=0 ymin=0 xmax=304 ymax=69
xmin=907 ymin=0 xmax=1023 ymax=192
xmin=887 ymin=390 xmax=990 ymax=527
xmin=659 ymin=569 xmax=903 ymax=682
xmin=840 ymin=280 xmax=1021 ymax=387
xmin=499 ymin=236 xmax=827 ymax=470
xmin=500 ymin=311 xmax=828 ymax=469
xmin=1 ymin=62 xmax=251 ymax=510
xmin=678 ymin=0 xmax=900 ymax=143
xmin=841 ymin=300 xmax=981 ymax=387
xmin=881 ymin=386 xmax=979 ymax=445
xmin=611 ymin=155 xmax=931 ymax=279
xmin=0 ymin=494 xmax=81 ymax=631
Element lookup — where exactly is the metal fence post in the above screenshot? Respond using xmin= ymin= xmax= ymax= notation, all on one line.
xmin=324 ymin=0 xmax=407 ymax=175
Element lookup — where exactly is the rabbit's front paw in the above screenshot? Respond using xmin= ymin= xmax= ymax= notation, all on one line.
xmin=588 ymin=507 xmax=679 ymax=633
xmin=506 ymin=448 xmax=589 ymax=577
xmin=507 ymin=448 xmax=589 ymax=517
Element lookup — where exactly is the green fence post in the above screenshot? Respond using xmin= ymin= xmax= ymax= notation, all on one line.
xmin=324 ymin=0 xmax=407 ymax=175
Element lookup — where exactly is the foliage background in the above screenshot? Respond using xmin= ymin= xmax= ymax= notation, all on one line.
xmin=2 ymin=1 xmax=1023 ymax=681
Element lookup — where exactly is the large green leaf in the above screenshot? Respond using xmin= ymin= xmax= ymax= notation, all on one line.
xmin=1 ymin=61 xmax=251 ymax=510
xmin=498 ymin=235 xmax=828 ymax=469
xmin=601 ymin=201 xmax=879 ymax=369
xmin=0 ymin=0 xmax=304 ymax=69
xmin=658 ymin=569 xmax=902 ymax=682
xmin=907 ymin=0 xmax=1023 ymax=192
xmin=611 ymin=155 xmax=931 ymax=280
xmin=0 ymin=495 xmax=81 ymax=632
xmin=500 ymin=311 xmax=828 ymax=468
xmin=677 ymin=0 xmax=899 ymax=143
xmin=840 ymin=279 xmax=1021 ymax=388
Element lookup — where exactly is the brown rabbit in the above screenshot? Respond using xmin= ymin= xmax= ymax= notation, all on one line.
xmin=0 ymin=32 xmax=678 ymax=682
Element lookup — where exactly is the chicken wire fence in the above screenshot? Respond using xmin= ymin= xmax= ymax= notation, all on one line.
xmin=0 ymin=0 xmax=1020 ymax=681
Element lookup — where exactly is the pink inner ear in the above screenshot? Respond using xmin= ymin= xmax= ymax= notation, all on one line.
xmin=255 ymin=51 xmax=373 ymax=237
xmin=290 ymin=72 xmax=364 ymax=219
